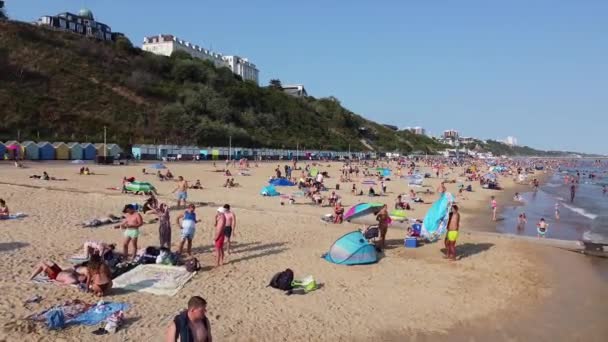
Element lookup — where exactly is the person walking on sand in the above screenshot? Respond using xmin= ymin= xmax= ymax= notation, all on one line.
xmin=445 ymin=204 xmax=460 ymax=260
xmin=172 ymin=176 xmax=189 ymax=209
xmin=490 ymin=196 xmax=497 ymax=221
xmin=222 ymin=204 xmax=237 ymax=254
xmin=214 ymin=208 xmax=227 ymax=267
xmin=165 ymin=296 xmax=212 ymax=342
xmin=114 ymin=204 xmax=143 ymax=260
xmin=176 ymin=204 xmax=201 ymax=256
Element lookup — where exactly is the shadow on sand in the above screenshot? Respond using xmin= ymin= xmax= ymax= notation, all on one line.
xmin=0 ymin=242 xmax=29 ymax=252
xmin=456 ymin=242 xmax=494 ymax=259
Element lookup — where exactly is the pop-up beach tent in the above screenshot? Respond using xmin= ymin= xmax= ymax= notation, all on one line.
xmin=323 ymin=231 xmax=378 ymax=265
xmin=269 ymin=178 xmax=295 ymax=186
xmin=260 ymin=185 xmax=279 ymax=196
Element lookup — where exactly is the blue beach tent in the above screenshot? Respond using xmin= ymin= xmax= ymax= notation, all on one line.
xmin=269 ymin=178 xmax=295 ymax=186
xmin=260 ymin=185 xmax=280 ymax=196
xmin=323 ymin=231 xmax=378 ymax=265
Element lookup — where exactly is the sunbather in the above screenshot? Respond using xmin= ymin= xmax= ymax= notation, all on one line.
xmin=29 ymin=261 xmax=86 ymax=285
xmin=0 ymin=199 xmax=9 ymax=219
xmin=86 ymin=254 xmax=113 ymax=297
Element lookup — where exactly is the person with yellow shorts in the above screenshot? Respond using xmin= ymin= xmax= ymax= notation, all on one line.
xmin=445 ymin=204 xmax=460 ymax=260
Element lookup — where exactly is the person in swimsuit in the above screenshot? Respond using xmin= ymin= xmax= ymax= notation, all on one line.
xmin=0 ymin=199 xmax=9 ymax=219
xmin=376 ymin=205 xmax=390 ymax=251
xmin=114 ymin=204 xmax=143 ymax=259
xmin=554 ymin=202 xmax=560 ymax=221
xmin=445 ymin=205 xmax=460 ymax=261
xmin=214 ymin=208 xmax=226 ymax=267
xmin=490 ymin=196 xmax=497 ymax=221
xmin=29 ymin=261 xmax=87 ymax=285
xmin=172 ymin=176 xmax=189 ymax=209
xmin=537 ymin=218 xmax=548 ymax=238
xmin=165 ymin=296 xmax=212 ymax=342
xmin=517 ymin=213 xmax=527 ymax=231
xmin=86 ymin=254 xmax=113 ymax=297
xmin=222 ymin=204 xmax=237 ymax=255
xmin=176 ymin=204 xmax=201 ymax=256
xmin=570 ymin=184 xmax=576 ymax=202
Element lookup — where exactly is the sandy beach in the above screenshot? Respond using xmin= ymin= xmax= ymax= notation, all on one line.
xmin=0 ymin=161 xmax=606 ymax=341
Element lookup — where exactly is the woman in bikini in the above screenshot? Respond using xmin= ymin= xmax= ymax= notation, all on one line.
xmin=376 ymin=205 xmax=390 ymax=251
xmin=86 ymin=254 xmax=113 ymax=297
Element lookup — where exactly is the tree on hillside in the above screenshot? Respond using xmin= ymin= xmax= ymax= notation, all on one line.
xmin=0 ymin=1 xmax=7 ymax=20
xmin=268 ymin=79 xmax=282 ymax=89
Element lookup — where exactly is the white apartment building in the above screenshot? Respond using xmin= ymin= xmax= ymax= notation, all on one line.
xmin=142 ymin=34 xmax=259 ymax=84
xmin=504 ymin=136 xmax=518 ymax=146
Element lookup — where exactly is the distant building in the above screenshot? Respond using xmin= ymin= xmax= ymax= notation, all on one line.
xmin=36 ymin=8 xmax=114 ymax=41
xmin=142 ymin=34 xmax=259 ymax=84
xmin=383 ymin=124 xmax=399 ymax=131
xmin=413 ymin=126 xmax=426 ymax=135
xmin=504 ymin=136 xmax=518 ymax=146
xmin=443 ymin=129 xmax=459 ymax=140
xmin=222 ymin=55 xmax=259 ymax=84
xmin=459 ymin=136 xmax=475 ymax=144
xmin=282 ymin=84 xmax=308 ymax=97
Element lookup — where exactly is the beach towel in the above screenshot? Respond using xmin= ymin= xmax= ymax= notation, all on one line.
xmin=69 ymin=302 xmax=129 ymax=326
xmin=112 ymin=264 xmax=195 ymax=296
xmin=1 ymin=212 xmax=27 ymax=220
xmin=28 ymin=300 xmax=91 ymax=323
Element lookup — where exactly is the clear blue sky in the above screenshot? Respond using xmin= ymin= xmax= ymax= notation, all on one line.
xmin=6 ymin=0 xmax=608 ymax=154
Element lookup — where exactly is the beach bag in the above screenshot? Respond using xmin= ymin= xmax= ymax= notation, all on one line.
xmin=185 ymin=258 xmax=200 ymax=272
xmin=268 ymin=269 xmax=294 ymax=292
xmin=45 ymin=309 xmax=65 ymax=330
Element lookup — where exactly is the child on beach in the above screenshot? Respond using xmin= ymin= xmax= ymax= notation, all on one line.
xmin=537 ymin=218 xmax=549 ymax=238
xmin=517 ymin=213 xmax=527 ymax=231
xmin=176 ymin=204 xmax=201 ymax=256
xmin=0 ymin=199 xmax=9 ymax=219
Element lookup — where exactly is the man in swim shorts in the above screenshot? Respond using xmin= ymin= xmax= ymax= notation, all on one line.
xmin=114 ymin=204 xmax=143 ymax=260
xmin=222 ymin=204 xmax=237 ymax=255
xmin=172 ymin=176 xmax=189 ymax=209
xmin=445 ymin=204 xmax=460 ymax=261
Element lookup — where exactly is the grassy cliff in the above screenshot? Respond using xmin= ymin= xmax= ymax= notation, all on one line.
xmin=0 ymin=21 xmax=445 ymax=153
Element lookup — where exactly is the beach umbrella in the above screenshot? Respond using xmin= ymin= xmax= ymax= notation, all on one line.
xmin=125 ymin=181 xmax=156 ymax=192
xmin=389 ymin=209 xmax=407 ymax=222
xmin=150 ymin=163 xmax=166 ymax=169
xmin=421 ymin=193 xmax=453 ymax=242
xmin=309 ymin=168 xmax=319 ymax=177
xmin=344 ymin=202 xmax=385 ymax=221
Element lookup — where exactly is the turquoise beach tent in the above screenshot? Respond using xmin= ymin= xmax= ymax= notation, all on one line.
xmin=421 ymin=193 xmax=453 ymax=242
xmin=260 ymin=185 xmax=280 ymax=196
xmin=323 ymin=231 xmax=378 ymax=265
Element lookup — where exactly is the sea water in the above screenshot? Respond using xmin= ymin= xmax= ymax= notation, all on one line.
xmin=498 ymin=161 xmax=608 ymax=241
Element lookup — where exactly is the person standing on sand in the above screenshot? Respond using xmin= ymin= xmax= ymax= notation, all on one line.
xmin=172 ymin=176 xmax=189 ymax=209
xmin=376 ymin=205 xmax=390 ymax=251
xmin=114 ymin=204 xmax=143 ymax=260
xmin=222 ymin=204 xmax=237 ymax=255
xmin=165 ymin=296 xmax=212 ymax=342
xmin=157 ymin=203 xmax=172 ymax=249
xmin=490 ymin=196 xmax=497 ymax=221
xmin=176 ymin=204 xmax=201 ymax=256
xmin=445 ymin=204 xmax=460 ymax=260
xmin=214 ymin=208 xmax=226 ymax=267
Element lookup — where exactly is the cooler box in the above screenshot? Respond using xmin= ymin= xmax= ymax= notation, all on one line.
xmin=404 ymin=237 xmax=418 ymax=248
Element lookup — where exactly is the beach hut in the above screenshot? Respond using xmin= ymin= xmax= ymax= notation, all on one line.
xmin=53 ymin=142 xmax=70 ymax=160
xmin=199 ymin=149 xmax=208 ymax=160
xmin=131 ymin=145 xmax=143 ymax=160
xmin=21 ymin=141 xmax=40 ymax=160
xmin=81 ymin=143 xmax=96 ymax=160
xmin=211 ymin=149 xmax=219 ymax=160
xmin=67 ymin=142 xmax=83 ymax=160
xmin=37 ymin=142 xmax=55 ymax=160
xmin=94 ymin=143 xmax=121 ymax=158
xmin=0 ymin=142 xmax=5 ymax=160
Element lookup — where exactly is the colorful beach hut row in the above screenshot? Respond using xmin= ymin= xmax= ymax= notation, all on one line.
xmin=131 ymin=144 xmax=368 ymax=161
xmin=1 ymin=141 xmax=122 ymax=161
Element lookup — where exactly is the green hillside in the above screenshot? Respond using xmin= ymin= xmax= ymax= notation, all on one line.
xmin=0 ymin=20 xmax=445 ymax=153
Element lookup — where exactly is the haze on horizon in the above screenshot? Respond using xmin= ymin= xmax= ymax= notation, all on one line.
xmin=7 ymin=0 xmax=608 ymax=155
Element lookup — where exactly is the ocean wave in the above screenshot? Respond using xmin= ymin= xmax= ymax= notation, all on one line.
xmin=561 ymin=203 xmax=598 ymax=220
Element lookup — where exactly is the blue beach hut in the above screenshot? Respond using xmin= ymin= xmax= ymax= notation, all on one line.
xmin=37 ymin=142 xmax=55 ymax=160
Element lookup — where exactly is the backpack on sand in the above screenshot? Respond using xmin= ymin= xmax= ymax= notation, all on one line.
xmin=268 ymin=269 xmax=294 ymax=293
xmin=185 ymin=258 xmax=200 ymax=272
